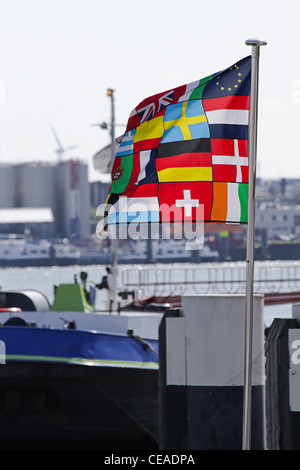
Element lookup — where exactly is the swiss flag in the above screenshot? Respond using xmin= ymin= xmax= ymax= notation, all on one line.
xmin=158 ymin=182 xmax=213 ymax=222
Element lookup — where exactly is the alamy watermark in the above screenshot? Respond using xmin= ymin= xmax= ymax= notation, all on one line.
xmin=0 ymin=340 xmax=6 ymax=364
xmin=291 ymin=339 xmax=300 ymax=365
xmin=96 ymin=199 xmax=205 ymax=249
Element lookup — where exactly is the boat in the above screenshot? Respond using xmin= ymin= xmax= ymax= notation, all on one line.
xmin=152 ymin=239 xmax=219 ymax=263
xmin=0 ymin=272 xmax=163 ymax=449
xmin=0 ymin=236 xmax=52 ymax=267
xmin=0 ymin=232 xmax=219 ymax=268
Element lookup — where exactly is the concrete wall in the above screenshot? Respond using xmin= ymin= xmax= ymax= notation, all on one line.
xmin=159 ymin=294 xmax=266 ymax=450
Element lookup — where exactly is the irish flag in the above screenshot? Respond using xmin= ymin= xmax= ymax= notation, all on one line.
xmin=211 ymin=182 xmax=248 ymax=224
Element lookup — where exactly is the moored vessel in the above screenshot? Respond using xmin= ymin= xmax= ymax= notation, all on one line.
xmin=0 ymin=273 xmax=162 ymax=449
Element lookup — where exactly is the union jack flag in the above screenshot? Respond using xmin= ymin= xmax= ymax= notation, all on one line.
xmin=136 ymin=90 xmax=175 ymax=124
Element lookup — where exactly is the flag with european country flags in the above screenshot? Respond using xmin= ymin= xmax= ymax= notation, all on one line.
xmin=101 ymin=56 xmax=251 ymax=234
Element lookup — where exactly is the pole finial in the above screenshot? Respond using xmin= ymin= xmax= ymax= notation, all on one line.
xmin=245 ymin=39 xmax=267 ymax=46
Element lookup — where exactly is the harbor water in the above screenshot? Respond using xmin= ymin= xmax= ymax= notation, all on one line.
xmin=0 ymin=260 xmax=299 ymax=326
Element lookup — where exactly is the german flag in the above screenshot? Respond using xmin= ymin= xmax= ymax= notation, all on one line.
xmin=155 ymin=138 xmax=212 ymax=183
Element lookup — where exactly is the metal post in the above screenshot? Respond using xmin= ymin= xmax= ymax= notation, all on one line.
xmin=243 ymin=39 xmax=267 ymax=450
xmin=107 ymin=88 xmax=118 ymax=312
xmin=108 ymin=88 xmax=115 ymax=172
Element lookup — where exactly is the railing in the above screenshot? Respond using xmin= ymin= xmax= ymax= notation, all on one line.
xmin=119 ymin=261 xmax=300 ymax=297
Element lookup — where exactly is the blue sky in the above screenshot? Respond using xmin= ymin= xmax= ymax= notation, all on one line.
xmin=0 ymin=0 xmax=299 ymax=181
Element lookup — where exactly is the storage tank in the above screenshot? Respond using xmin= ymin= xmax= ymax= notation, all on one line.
xmin=18 ymin=163 xmax=56 ymax=210
xmin=0 ymin=165 xmax=16 ymax=207
xmin=56 ymin=160 xmax=90 ymax=239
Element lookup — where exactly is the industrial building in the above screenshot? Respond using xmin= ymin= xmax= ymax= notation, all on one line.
xmin=90 ymin=180 xmax=111 ymax=209
xmin=0 ymin=160 xmax=90 ymax=240
xmin=256 ymin=203 xmax=300 ymax=240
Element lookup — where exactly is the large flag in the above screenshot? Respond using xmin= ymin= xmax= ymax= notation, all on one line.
xmin=101 ymin=56 xmax=251 ymax=235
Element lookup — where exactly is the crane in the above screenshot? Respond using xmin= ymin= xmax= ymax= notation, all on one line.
xmin=48 ymin=123 xmax=78 ymax=163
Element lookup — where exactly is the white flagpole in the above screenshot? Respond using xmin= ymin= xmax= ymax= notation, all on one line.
xmin=242 ymin=39 xmax=267 ymax=450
